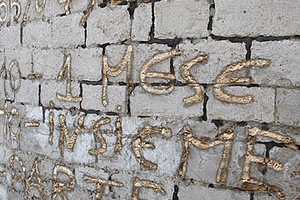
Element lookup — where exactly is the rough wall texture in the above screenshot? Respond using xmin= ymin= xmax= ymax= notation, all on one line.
xmin=0 ymin=0 xmax=300 ymax=199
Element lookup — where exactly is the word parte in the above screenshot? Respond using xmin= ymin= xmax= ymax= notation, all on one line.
xmin=5 ymin=156 xmax=166 ymax=200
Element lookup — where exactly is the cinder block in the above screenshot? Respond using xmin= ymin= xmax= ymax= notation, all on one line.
xmin=121 ymin=116 xmax=167 ymax=137
xmin=98 ymin=44 xmax=171 ymax=83
xmin=103 ymin=45 xmax=130 ymax=83
xmin=24 ymin=13 xmax=84 ymax=48
xmin=44 ymin=0 xmax=67 ymax=16
xmin=87 ymin=6 xmax=131 ymax=46
xmin=39 ymin=158 xmax=56 ymax=181
xmin=0 ymin=80 xmax=5 ymax=107
xmin=41 ymin=80 xmax=81 ymax=109
xmin=207 ymin=86 xmax=275 ymax=123
xmin=32 ymin=49 xmax=64 ymax=80
xmin=226 ymin=141 xmax=247 ymax=188
xmin=65 ymin=187 xmax=90 ymax=200
xmin=131 ymin=3 xmax=152 ymax=41
xmin=174 ymin=39 xmax=246 ymax=84
xmin=87 ymin=135 xmax=141 ymax=172
xmin=23 ymin=20 xmax=52 ymax=48
xmin=0 ymin=50 xmax=4 ymax=66
xmin=35 ymin=48 xmax=98 ymax=81
xmin=130 ymin=86 xmax=203 ymax=118
xmin=251 ymin=40 xmax=300 ymax=87
xmin=276 ymin=88 xmax=300 ymax=126
xmin=5 ymin=47 xmax=33 ymax=78
xmin=19 ymin=123 xmax=61 ymax=160
xmin=81 ymin=84 xmax=127 ymax=113
xmin=3 ymin=79 xmax=14 ymax=101
xmin=64 ymin=133 xmax=95 ymax=164
xmin=213 ymin=0 xmax=300 ymax=37
xmin=51 ymin=13 xmax=85 ymax=48
xmin=70 ymin=0 xmax=90 ymax=13
xmin=34 ymin=47 xmax=100 ymax=81
xmin=0 ymin=145 xmax=13 ymax=164
xmin=132 ymin=43 xmax=171 ymax=83
xmin=178 ymin=183 xmax=250 ymax=200
xmin=265 ymin=146 xmax=300 ymax=200
xmin=45 ymin=0 xmax=90 ymax=17
xmin=71 ymin=48 xmax=102 ymax=81
xmin=155 ymin=0 xmax=210 ymax=38
xmin=103 ymin=172 xmax=132 ymax=200
xmin=116 ymin=172 xmax=178 ymax=200
xmin=0 ymin=103 xmax=24 ymax=149
xmin=0 ymin=184 xmax=8 ymax=200
xmin=254 ymin=194 xmax=276 ymax=200
xmin=142 ymin=138 xmax=182 ymax=176
xmin=15 ymin=79 xmax=39 ymax=105
xmin=185 ymin=137 xmax=225 ymax=184
xmin=8 ymin=190 xmax=23 ymax=200
xmin=20 ymin=0 xmax=47 ymax=22
xmin=24 ymin=105 xmax=43 ymax=121
xmin=0 ymin=25 xmax=20 ymax=48
xmin=75 ymin=166 xmax=107 ymax=189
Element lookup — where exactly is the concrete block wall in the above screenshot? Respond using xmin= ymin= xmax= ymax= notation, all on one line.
xmin=0 ymin=0 xmax=299 ymax=199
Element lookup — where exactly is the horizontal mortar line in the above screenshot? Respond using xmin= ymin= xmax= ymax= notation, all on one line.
xmin=270 ymin=85 xmax=300 ymax=90
xmin=98 ymin=1 xmax=130 ymax=8
xmin=79 ymin=82 xmax=266 ymax=88
xmin=84 ymin=37 xmax=195 ymax=48
xmin=210 ymin=34 xmax=300 ymax=42
xmin=210 ymin=118 xmax=300 ymax=131
xmin=139 ymin=37 xmax=183 ymax=46
xmin=79 ymin=108 xmax=100 ymax=114
xmin=15 ymin=34 xmax=300 ymax=51
xmin=256 ymin=140 xmax=300 ymax=150
xmin=103 ymin=111 xmax=122 ymax=116
xmin=42 ymin=106 xmax=64 ymax=111
xmin=77 ymin=82 xmax=300 ymax=90
xmin=78 ymin=108 xmax=127 ymax=117
xmin=80 ymin=81 xmax=139 ymax=86
xmin=19 ymin=17 xmax=52 ymax=24
xmin=80 ymin=80 xmax=102 ymax=85
xmin=35 ymin=78 xmax=300 ymax=90
xmin=204 ymin=182 xmax=252 ymax=194
xmin=133 ymin=115 xmax=203 ymax=120
xmin=209 ymin=119 xmax=269 ymax=125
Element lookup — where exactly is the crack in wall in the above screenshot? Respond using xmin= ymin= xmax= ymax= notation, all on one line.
xmin=172 ymin=185 xmax=179 ymax=200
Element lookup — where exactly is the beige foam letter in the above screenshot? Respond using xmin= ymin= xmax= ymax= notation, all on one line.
xmin=213 ymin=59 xmax=271 ymax=104
xmin=241 ymin=127 xmax=299 ymax=200
xmin=178 ymin=125 xmax=234 ymax=186
xmin=52 ymin=165 xmax=75 ymax=200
